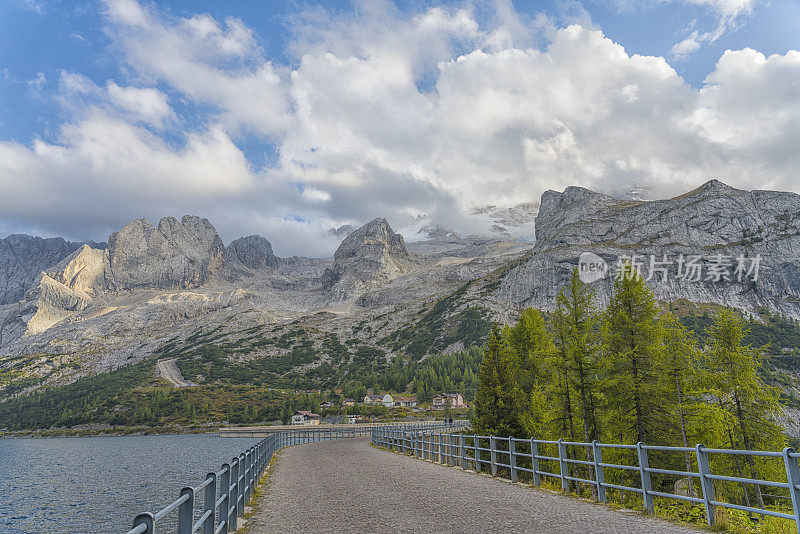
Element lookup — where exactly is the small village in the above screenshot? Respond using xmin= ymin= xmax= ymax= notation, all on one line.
xmin=290 ymin=392 xmax=466 ymax=426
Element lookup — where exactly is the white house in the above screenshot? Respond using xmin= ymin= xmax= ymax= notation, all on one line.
xmin=291 ymin=410 xmax=321 ymax=425
xmin=364 ymin=394 xmax=394 ymax=407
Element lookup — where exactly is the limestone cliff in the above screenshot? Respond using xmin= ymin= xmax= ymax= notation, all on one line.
xmin=323 ymin=218 xmax=414 ymax=297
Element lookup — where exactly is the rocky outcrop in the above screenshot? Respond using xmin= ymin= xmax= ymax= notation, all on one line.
xmin=225 ymin=235 xmax=280 ymax=271
xmin=323 ymin=218 xmax=414 ymax=296
xmin=494 ymin=180 xmax=800 ymax=318
xmin=0 ymin=235 xmax=92 ymax=305
xmin=48 ymin=245 xmax=110 ymax=297
xmin=107 ymin=216 xmax=225 ymax=290
xmin=328 ymin=224 xmax=355 ymax=240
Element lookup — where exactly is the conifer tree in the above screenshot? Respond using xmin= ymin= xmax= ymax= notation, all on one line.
xmin=657 ymin=313 xmax=704 ymax=493
xmin=473 ymin=325 xmax=524 ymax=437
xmin=550 ymin=308 xmax=578 ymax=442
xmin=506 ymin=308 xmax=553 ymax=438
xmin=705 ymin=309 xmax=785 ymax=508
xmin=601 ymin=263 xmax=665 ymax=445
xmin=557 ymin=268 xmax=601 ymax=444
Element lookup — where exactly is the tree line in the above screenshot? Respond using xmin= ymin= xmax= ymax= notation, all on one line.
xmin=473 ymin=265 xmax=786 ymax=508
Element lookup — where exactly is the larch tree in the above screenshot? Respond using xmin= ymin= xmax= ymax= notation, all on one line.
xmin=506 ymin=308 xmax=554 ymax=438
xmin=657 ymin=313 xmax=705 ymax=494
xmin=705 ymin=308 xmax=785 ymax=509
xmin=472 ymin=325 xmax=524 ymax=437
xmin=557 ymin=268 xmax=602 ymax=444
xmin=601 ymin=263 xmax=666 ymax=445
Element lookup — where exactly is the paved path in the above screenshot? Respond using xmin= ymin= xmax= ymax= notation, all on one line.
xmin=247 ymin=438 xmax=702 ymax=534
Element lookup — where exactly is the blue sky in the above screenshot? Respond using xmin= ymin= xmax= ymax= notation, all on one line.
xmin=0 ymin=0 xmax=798 ymax=255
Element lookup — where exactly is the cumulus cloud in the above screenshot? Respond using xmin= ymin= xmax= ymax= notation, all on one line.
xmin=1 ymin=0 xmax=798 ymax=256
xmin=104 ymin=0 xmax=292 ymax=137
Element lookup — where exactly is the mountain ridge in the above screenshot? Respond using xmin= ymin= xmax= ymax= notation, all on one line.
xmin=2 ymin=179 xmax=800 ymax=403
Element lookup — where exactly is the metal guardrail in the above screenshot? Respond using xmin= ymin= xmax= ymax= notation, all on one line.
xmin=125 ymin=421 xmax=462 ymax=534
xmin=372 ymin=427 xmax=800 ymax=534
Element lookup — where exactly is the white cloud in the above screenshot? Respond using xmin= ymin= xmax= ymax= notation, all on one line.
xmin=671 ymin=32 xmax=702 ymax=58
xmin=103 ymin=0 xmax=292 ymax=138
xmin=671 ymin=0 xmax=760 ymax=58
xmin=106 ymin=82 xmax=172 ymax=127
xmin=1 ymin=0 xmax=799 ymax=256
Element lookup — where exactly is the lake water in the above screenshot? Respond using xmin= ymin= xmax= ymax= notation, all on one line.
xmin=0 ymin=434 xmax=259 ymax=534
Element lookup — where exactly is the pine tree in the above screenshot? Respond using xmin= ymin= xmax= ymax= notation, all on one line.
xmin=472 ymin=325 xmax=524 ymax=437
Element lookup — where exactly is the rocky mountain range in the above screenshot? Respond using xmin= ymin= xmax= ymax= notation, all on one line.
xmin=1 ymin=179 xmax=799 ymax=402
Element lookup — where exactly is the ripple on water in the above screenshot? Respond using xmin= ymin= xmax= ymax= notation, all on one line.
xmin=0 ymin=434 xmax=258 ymax=534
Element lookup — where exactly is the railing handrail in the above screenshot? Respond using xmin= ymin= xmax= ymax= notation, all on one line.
xmin=372 ymin=426 xmax=800 ymax=534
xmin=124 ymin=420 xmax=464 ymax=534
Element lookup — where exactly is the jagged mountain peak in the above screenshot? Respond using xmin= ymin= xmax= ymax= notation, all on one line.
xmin=107 ymin=214 xmax=224 ymax=290
xmin=0 ymin=234 xmax=91 ymax=305
xmin=225 ymin=235 xmax=279 ymax=271
xmin=324 ymin=218 xmax=413 ymax=294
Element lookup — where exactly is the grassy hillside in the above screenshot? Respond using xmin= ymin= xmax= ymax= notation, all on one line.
xmin=3 ymin=301 xmax=800 ymax=432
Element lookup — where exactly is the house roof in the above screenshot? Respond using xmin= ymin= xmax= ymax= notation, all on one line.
xmin=294 ymin=410 xmax=320 ymax=418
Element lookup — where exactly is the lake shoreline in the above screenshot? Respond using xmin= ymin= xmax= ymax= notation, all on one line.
xmin=0 ymin=424 xmax=220 ymax=439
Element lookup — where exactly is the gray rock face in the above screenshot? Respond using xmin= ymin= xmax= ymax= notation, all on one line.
xmin=225 ymin=235 xmax=280 ymax=271
xmin=107 ymin=216 xmax=225 ymax=290
xmin=323 ymin=218 xmax=414 ymax=293
xmin=495 ymin=180 xmax=800 ymax=318
xmin=328 ymin=224 xmax=355 ymax=240
xmin=0 ymin=235 xmax=89 ymax=305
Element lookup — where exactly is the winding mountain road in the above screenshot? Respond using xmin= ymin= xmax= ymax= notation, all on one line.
xmin=247 ymin=437 xmax=702 ymax=533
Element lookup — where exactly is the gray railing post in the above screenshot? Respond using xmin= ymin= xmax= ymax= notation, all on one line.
xmin=460 ymin=434 xmax=466 ymax=469
xmin=592 ymin=441 xmax=606 ymax=504
xmin=474 ymin=435 xmax=481 ymax=472
xmin=447 ymin=434 xmax=452 ymax=465
xmin=490 ymin=436 xmax=498 ymax=476
xmin=782 ymin=448 xmax=800 ymax=533
xmin=177 ymin=486 xmax=194 ymax=534
xmin=558 ymin=439 xmax=569 ymax=492
xmin=509 ymin=438 xmax=517 ymax=483
xmin=203 ymin=473 xmax=216 ymax=534
xmin=237 ymin=453 xmax=246 ymax=517
xmin=696 ymin=444 xmax=716 ymax=526
xmin=531 ymin=439 xmax=541 ymax=486
xmin=219 ymin=464 xmax=230 ymax=534
xmin=229 ymin=459 xmax=239 ymax=531
xmin=132 ymin=513 xmax=154 ymax=534
xmin=244 ymin=449 xmax=252 ymax=505
xmin=636 ymin=443 xmax=653 ymax=514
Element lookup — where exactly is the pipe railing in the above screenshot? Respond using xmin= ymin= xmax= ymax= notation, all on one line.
xmin=125 ymin=421 xmax=460 ymax=534
xmin=372 ymin=426 xmax=800 ymax=533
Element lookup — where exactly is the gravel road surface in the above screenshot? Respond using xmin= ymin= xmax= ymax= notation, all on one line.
xmin=247 ymin=437 xmax=702 ymax=533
